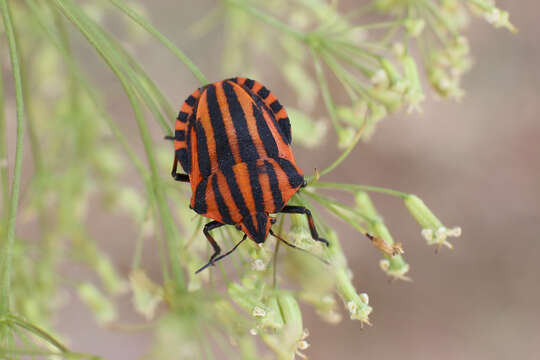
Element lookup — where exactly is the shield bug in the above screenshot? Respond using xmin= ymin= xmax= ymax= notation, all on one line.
xmin=167 ymin=78 xmax=328 ymax=273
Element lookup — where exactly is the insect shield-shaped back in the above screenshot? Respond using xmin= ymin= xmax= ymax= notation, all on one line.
xmin=170 ymin=78 xmax=328 ymax=272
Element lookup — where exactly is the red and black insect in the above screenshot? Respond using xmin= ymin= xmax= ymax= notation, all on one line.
xmin=167 ymin=77 xmax=328 ymax=273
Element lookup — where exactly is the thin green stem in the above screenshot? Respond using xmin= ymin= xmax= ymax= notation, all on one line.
xmin=272 ymin=214 xmax=284 ymax=289
xmin=226 ymin=0 xmax=306 ymax=41
xmin=0 ymin=0 xmax=26 ymax=316
xmin=109 ymin=0 xmax=209 ymax=85
xmin=7 ymin=315 xmax=68 ymax=353
xmin=51 ymin=0 xmax=186 ymax=291
xmin=311 ymin=181 xmax=409 ymax=198
xmin=0 ymin=53 xmax=8 ymax=215
xmin=311 ymin=49 xmax=342 ymax=133
xmin=317 ymin=127 xmax=365 ymax=177
xmin=303 ymin=191 xmax=372 ymax=232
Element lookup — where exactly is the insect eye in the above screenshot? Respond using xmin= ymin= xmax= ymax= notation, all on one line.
xmin=235 ymin=224 xmax=241 ymax=230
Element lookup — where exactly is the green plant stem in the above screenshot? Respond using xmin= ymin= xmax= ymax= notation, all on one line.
xmin=7 ymin=315 xmax=68 ymax=352
xmin=311 ymin=181 xmax=409 ymax=198
xmin=226 ymin=0 xmax=306 ymax=41
xmin=0 ymin=55 xmax=8 ymax=215
xmin=109 ymin=0 xmax=209 ymax=85
xmin=311 ymin=49 xmax=342 ymax=133
xmin=0 ymin=0 xmax=26 ymax=316
xmin=51 ymin=0 xmax=186 ymax=292
xmin=317 ymin=128 xmax=365 ymax=177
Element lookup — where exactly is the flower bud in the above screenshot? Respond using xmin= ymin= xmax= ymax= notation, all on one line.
xmin=404 ymin=18 xmax=425 ymax=37
xmin=336 ymin=269 xmax=372 ymax=324
xmin=77 ymin=283 xmax=117 ymax=325
xmin=129 ymin=269 xmax=163 ymax=320
xmin=404 ymin=195 xmax=461 ymax=249
xmin=96 ymin=256 xmax=128 ymax=295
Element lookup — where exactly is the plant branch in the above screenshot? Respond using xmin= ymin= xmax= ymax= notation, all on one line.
xmin=0 ymin=0 xmax=26 ymax=316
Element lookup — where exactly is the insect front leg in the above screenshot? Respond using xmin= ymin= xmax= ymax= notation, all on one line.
xmin=279 ymin=205 xmax=329 ymax=246
xmin=171 ymin=155 xmax=189 ymax=182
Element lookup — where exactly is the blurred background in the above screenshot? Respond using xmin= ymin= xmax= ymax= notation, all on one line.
xmin=4 ymin=0 xmax=539 ymax=359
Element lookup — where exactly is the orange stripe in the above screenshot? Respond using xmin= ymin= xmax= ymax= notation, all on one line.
xmin=231 ymin=83 xmax=267 ymax=159
xmin=251 ymin=81 xmax=263 ymax=93
xmin=233 ymin=163 xmax=258 ymax=218
xmin=216 ymin=171 xmax=243 ymax=223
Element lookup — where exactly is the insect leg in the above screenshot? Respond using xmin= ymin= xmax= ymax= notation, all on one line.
xmin=196 ymin=225 xmax=247 ymax=274
xmin=279 ymin=205 xmax=329 ymax=246
xmin=171 ymin=155 xmax=189 ymax=182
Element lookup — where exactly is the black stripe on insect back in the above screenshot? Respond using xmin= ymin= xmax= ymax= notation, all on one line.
xmin=185 ymin=117 xmax=193 ymax=173
xmin=275 ymin=157 xmax=303 ymax=188
xmin=211 ymin=174 xmax=233 ymax=224
xmin=221 ymin=166 xmax=250 ymax=218
xmin=195 ymin=120 xmax=211 ymax=178
xmin=206 ymin=85 xmax=235 ymax=169
xmin=252 ymin=103 xmax=279 ymax=159
xmin=247 ymin=90 xmax=291 ymax=147
xmin=193 ymin=178 xmax=209 ymax=214
xmin=247 ymin=162 xmax=265 ymax=214
xmin=222 ymin=81 xmax=258 ymax=163
xmin=264 ymin=160 xmax=284 ymax=210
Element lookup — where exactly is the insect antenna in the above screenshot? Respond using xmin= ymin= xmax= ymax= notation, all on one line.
xmin=269 ymin=230 xmax=330 ymax=266
xmin=195 ymin=234 xmax=247 ymax=274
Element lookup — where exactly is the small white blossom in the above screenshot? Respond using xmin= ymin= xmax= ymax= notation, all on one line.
xmin=422 ymin=226 xmax=462 ymax=249
xmin=251 ymin=259 xmax=266 ymax=271
xmin=359 ymin=293 xmax=369 ymax=305
xmin=379 ymin=259 xmax=390 ymax=271
xmin=421 ymin=228 xmax=434 ymax=241
xmin=392 ymin=42 xmax=405 ymax=57
xmin=347 ymin=301 xmax=357 ymax=314
xmin=298 ymin=340 xmax=310 ymax=350
xmin=252 ymin=306 xmax=266 ymax=317
xmin=370 ymin=69 xmax=389 ymax=88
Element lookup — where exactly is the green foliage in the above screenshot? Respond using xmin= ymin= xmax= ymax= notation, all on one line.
xmin=0 ymin=0 xmax=513 ymax=359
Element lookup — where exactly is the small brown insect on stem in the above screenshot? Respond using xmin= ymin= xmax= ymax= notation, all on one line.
xmin=365 ymin=233 xmax=404 ymax=257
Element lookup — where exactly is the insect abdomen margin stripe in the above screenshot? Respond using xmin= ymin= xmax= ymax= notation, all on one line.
xmin=193 ymin=177 xmax=209 ymax=214
xmin=195 ymin=120 xmax=211 ymax=178
xmin=275 ymin=157 xmax=303 ymax=188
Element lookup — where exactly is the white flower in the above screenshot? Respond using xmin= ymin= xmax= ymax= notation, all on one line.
xmin=422 ymin=226 xmax=462 ymax=249
xmin=252 ymin=306 xmax=266 ymax=317
xmin=359 ymin=293 xmax=369 ymax=305
xmin=370 ymin=69 xmax=389 ymax=88
xmin=251 ymin=259 xmax=266 ymax=271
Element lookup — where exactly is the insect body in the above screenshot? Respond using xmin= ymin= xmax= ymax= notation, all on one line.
xmin=170 ymin=78 xmax=327 ymax=272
